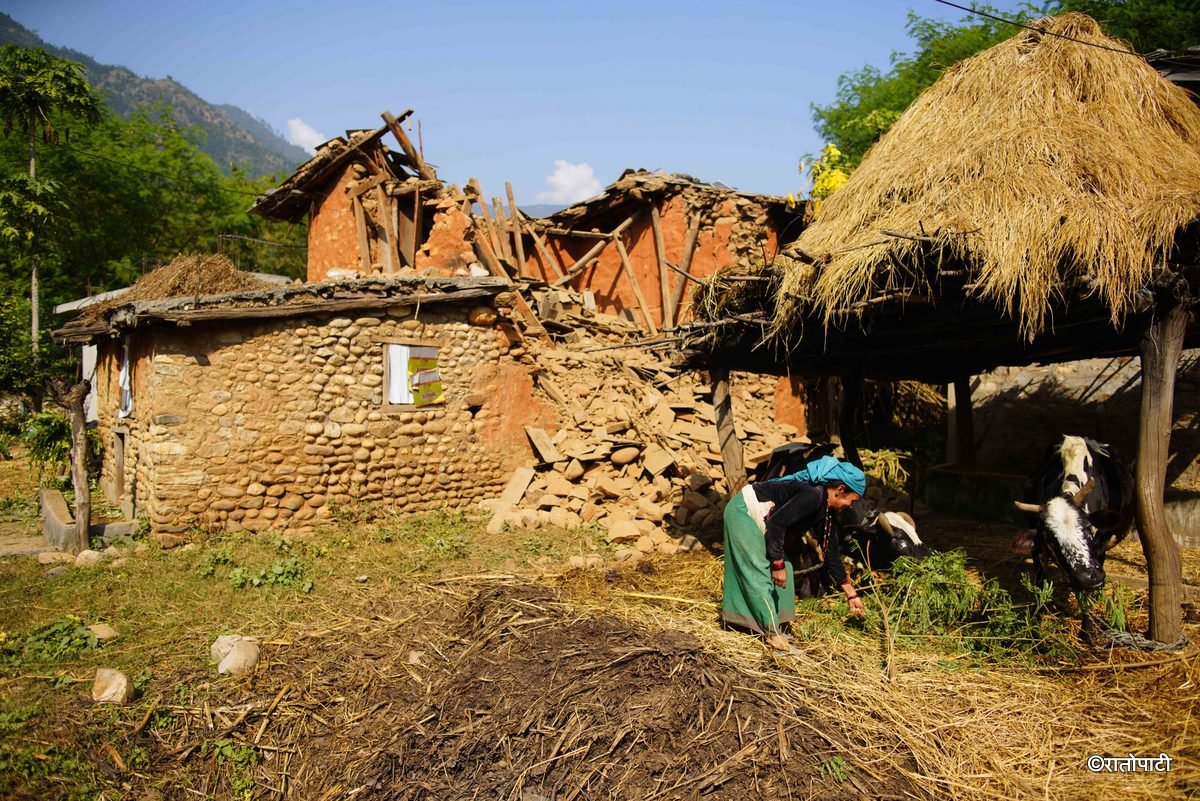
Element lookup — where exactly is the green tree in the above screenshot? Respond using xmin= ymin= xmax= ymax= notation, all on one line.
xmin=0 ymin=45 xmax=101 ymax=352
xmin=811 ymin=1 xmax=1200 ymax=166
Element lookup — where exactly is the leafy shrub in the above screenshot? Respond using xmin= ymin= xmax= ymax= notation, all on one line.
xmin=865 ymin=549 xmax=1075 ymax=661
xmin=20 ymin=412 xmax=101 ymax=481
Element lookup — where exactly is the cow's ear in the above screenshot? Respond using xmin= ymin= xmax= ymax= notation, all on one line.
xmin=1099 ymin=534 xmax=1122 ymax=553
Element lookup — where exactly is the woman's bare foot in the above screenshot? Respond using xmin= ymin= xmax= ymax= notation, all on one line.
xmin=766 ymin=633 xmax=791 ymax=651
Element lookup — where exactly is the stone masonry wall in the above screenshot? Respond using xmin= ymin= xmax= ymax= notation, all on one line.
xmin=971 ymin=349 xmax=1200 ymax=490
xmin=95 ymin=305 xmax=556 ymax=534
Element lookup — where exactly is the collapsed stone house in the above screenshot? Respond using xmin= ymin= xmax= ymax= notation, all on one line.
xmin=54 ymin=270 xmax=560 ymax=534
xmin=51 ymin=113 xmax=804 ymax=538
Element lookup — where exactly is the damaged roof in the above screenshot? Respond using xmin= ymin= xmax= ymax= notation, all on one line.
xmin=53 ymin=275 xmax=509 ymax=345
xmin=537 ymin=169 xmax=790 ymax=230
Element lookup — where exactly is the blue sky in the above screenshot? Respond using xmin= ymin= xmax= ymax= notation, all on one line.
xmin=5 ymin=0 xmax=1034 ymax=203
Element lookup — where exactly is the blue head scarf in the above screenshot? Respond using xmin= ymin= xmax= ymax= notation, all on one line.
xmin=778 ymin=455 xmax=866 ymax=496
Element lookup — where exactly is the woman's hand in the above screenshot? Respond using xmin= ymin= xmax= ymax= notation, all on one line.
xmin=770 ymin=567 xmax=788 ymax=588
xmin=847 ymin=596 xmax=865 ymax=617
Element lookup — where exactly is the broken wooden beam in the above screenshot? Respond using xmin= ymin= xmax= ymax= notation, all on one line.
xmin=672 ymin=211 xmax=703 ymax=326
xmin=524 ymin=426 xmax=563 ymax=463
xmin=614 ymin=237 xmax=659 ymax=336
xmin=381 ymin=109 xmax=436 ymax=181
xmin=650 ymin=204 xmax=671 ymax=329
xmin=527 ymin=224 xmax=565 ymax=281
xmin=553 ymin=215 xmax=636 ymax=288
xmin=505 ymin=182 xmax=527 ymax=278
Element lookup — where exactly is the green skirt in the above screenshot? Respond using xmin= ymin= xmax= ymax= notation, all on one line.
xmin=721 ymin=491 xmax=795 ymax=636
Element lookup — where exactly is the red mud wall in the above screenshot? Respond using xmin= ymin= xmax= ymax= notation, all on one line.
xmin=307 ymin=165 xmax=360 ymax=283
xmin=523 ymin=195 xmax=779 ymax=329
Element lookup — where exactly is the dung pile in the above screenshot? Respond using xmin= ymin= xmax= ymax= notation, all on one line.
xmin=350 ymin=584 xmax=918 ymax=800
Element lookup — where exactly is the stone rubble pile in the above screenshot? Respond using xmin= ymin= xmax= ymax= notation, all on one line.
xmin=487 ymin=292 xmax=795 ymax=561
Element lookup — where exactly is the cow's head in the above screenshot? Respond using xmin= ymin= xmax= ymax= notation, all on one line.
xmin=1015 ymin=479 xmax=1108 ymax=591
xmin=841 ymin=506 xmax=931 ymax=571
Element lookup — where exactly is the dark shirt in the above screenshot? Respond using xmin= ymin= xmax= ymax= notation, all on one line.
xmin=749 ymin=479 xmax=848 ymax=586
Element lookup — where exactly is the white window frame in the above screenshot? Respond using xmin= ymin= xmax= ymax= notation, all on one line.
xmin=379 ymin=338 xmax=443 ymax=411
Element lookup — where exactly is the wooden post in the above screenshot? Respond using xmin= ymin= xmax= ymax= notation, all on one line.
xmin=553 ymin=215 xmax=636 ymax=288
xmin=650 ymin=204 xmax=671 ymax=328
xmin=492 ymin=197 xmax=514 ymax=263
xmin=381 ymin=109 xmax=436 ymax=181
xmin=505 ymin=182 xmax=527 ymax=277
xmin=839 ymin=372 xmax=863 ymax=468
xmin=351 ymin=196 xmax=372 ymax=272
xmin=1136 ymin=304 xmax=1189 ymax=643
xmin=468 ymin=180 xmax=506 ymax=264
xmin=614 ymin=238 xmax=659 ymax=336
xmin=711 ymin=370 xmax=746 ymax=494
xmin=949 ymin=377 xmax=975 ymax=468
xmin=373 ymin=186 xmax=400 ymax=273
xmin=805 ymin=376 xmax=838 ymax=444
xmin=671 ymin=212 xmax=703 ymax=326
xmin=50 ymin=379 xmax=90 ymax=553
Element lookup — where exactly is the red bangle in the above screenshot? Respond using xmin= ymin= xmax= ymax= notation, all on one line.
xmin=771 ymin=561 xmax=785 ymax=570
xmin=846 ymin=594 xmax=859 ymax=600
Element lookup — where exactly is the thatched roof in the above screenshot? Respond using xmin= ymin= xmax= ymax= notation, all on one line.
xmin=700 ymin=14 xmax=1195 ymax=362
xmin=771 ymin=13 xmax=1200 ymax=342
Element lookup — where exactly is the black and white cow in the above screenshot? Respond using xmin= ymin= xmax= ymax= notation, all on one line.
xmin=1014 ymin=435 xmax=1134 ymax=592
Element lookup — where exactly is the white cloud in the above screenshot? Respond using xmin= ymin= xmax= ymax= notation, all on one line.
xmin=286 ymin=118 xmax=327 ymax=153
xmin=535 ymin=160 xmax=602 ymax=205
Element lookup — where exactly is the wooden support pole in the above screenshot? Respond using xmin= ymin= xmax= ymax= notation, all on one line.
xmin=672 ymin=212 xmax=703 ymax=326
xmin=50 ymin=379 xmax=90 ymax=553
xmin=614 ymin=238 xmax=659 ymax=336
xmin=710 ymin=370 xmax=746 ymax=495
xmin=351 ymin=196 xmax=372 ymax=272
xmin=468 ymin=179 xmax=505 ymax=262
xmin=471 ymin=219 xmax=507 ymax=278
xmin=650 ymin=204 xmax=671 ymax=329
xmin=381 ymin=109 xmax=436 ymax=181
xmin=553 ymin=215 xmax=636 ymax=288
xmin=492 ymin=197 xmax=514 ymax=263
xmin=505 ymin=182 xmax=527 ymax=278
xmin=527 ymin=225 xmax=565 ymax=281
xmin=839 ymin=372 xmax=863 ymax=468
xmin=949 ymin=376 xmax=975 ymax=468
xmin=373 ymin=186 xmax=400 ymax=273
xmin=1136 ymin=304 xmax=1189 ymax=643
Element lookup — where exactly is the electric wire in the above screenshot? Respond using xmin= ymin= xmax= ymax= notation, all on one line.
xmin=932 ymin=0 xmax=1147 ymax=58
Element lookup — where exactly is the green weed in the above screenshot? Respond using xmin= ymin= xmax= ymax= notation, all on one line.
xmin=204 ymin=738 xmax=259 ymax=799
xmin=229 ymin=558 xmax=313 ymax=593
xmin=0 ymin=495 xmax=37 ymax=524
xmin=819 ymin=755 xmax=854 ymax=782
xmin=864 ymin=550 xmax=1077 ymax=662
xmin=1 ymin=615 xmax=98 ymax=665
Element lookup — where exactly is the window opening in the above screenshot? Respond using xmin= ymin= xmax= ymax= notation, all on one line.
xmin=385 ymin=343 xmax=443 ymax=407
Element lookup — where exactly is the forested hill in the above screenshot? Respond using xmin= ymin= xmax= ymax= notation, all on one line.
xmin=0 ymin=13 xmax=308 ymax=177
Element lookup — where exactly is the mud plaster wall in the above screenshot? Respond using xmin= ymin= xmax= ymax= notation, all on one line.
xmin=524 ymin=195 xmax=779 ymax=328
xmin=94 ymin=308 xmax=556 ymax=534
xmin=307 ymin=164 xmax=360 ymax=284
xmin=971 ymin=349 xmax=1200 ymax=490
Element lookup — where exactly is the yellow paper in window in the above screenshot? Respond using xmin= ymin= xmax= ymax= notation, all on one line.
xmin=408 ymin=347 xmax=443 ymax=406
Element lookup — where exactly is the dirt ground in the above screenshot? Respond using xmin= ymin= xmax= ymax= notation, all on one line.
xmin=2 ymin=449 xmax=1199 ymax=800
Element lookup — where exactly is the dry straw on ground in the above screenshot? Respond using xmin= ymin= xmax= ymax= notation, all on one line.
xmin=133 ymin=557 xmax=1198 ymax=801
xmin=771 ymin=13 xmax=1200 ymax=340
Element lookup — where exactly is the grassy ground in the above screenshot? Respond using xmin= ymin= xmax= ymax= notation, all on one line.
xmin=1 ymin=451 xmax=1198 ymax=800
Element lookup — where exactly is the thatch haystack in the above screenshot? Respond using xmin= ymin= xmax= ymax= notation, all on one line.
xmin=81 ymin=254 xmax=275 ymax=322
xmin=778 ymin=13 xmax=1200 ymax=339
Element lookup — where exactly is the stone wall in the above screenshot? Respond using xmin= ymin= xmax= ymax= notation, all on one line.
xmin=971 ymin=349 xmax=1200 ymax=489
xmin=94 ymin=305 xmax=555 ymax=534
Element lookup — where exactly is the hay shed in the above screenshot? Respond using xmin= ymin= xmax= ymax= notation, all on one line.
xmin=680 ymin=14 xmax=1200 ymax=642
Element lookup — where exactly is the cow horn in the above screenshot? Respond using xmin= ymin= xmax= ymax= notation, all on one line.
xmin=876 ymin=513 xmax=895 ymax=535
xmin=1014 ymin=501 xmax=1044 ymax=514
xmin=1071 ymin=478 xmax=1095 ymax=507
